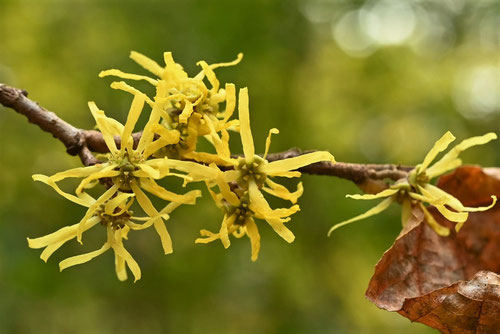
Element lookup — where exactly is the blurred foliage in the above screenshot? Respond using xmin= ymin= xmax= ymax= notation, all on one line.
xmin=0 ymin=0 xmax=499 ymax=333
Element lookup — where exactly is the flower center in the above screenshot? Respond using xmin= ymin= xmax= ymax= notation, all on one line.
xmin=111 ymin=153 xmax=141 ymax=192
xmin=237 ymin=156 xmax=267 ymax=187
xmin=96 ymin=205 xmax=132 ymax=230
xmin=227 ymin=199 xmax=253 ymax=226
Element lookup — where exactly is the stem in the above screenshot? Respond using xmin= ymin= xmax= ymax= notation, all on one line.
xmin=0 ymin=83 xmax=412 ymax=191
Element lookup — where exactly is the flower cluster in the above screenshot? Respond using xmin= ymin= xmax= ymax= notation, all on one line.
xmin=328 ymin=131 xmax=497 ymax=236
xmin=28 ymin=51 xmax=335 ymax=281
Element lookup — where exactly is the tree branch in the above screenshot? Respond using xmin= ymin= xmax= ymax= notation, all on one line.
xmin=0 ymin=83 xmax=413 ymax=191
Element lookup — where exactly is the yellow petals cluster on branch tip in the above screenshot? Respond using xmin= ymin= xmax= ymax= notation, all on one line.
xmin=195 ymin=87 xmax=335 ymax=261
xmin=328 ymin=131 xmax=497 ymax=237
xmin=28 ymin=51 xmax=335 ymax=279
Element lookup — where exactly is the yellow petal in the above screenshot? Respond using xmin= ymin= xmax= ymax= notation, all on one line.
xmin=238 ymin=88 xmax=255 ymax=160
xmin=104 ymin=192 xmax=134 ymax=215
xmin=223 ymin=170 xmax=241 ymax=183
xmin=408 ymin=190 xmax=448 ymax=206
xmin=135 ymin=163 xmax=160 ymax=179
xmin=40 ymin=164 xmax=107 ymax=182
xmin=99 ymin=69 xmax=158 ymax=85
xmin=328 ymin=196 xmax=394 ymax=236
xmin=195 ymin=229 xmax=220 ymax=244
xmin=401 ymin=197 xmax=412 ymax=227
xmin=114 ymin=252 xmax=128 ymax=281
xmin=154 ymin=158 xmax=220 ymax=181
xmin=346 ymin=188 xmax=399 ymax=200
xmin=195 ymin=53 xmax=243 ymax=75
xmin=77 ymin=184 xmax=120 ymax=243
xmin=197 ymin=60 xmax=219 ymax=91
xmin=248 ymin=180 xmax=291 ymax=219
xmin=59 ymin=243 xmax=111 ymax=271
xmin=163 ymin=52 xmax=189 ymax=80
xmin=245 ymin=218 xmax=261 ymax=262
xmin=88 ymin=101 xmax=120 ymax=153
xmin=263 ymin=128 xmax=279 ymax=159
xmin=426 ymin=132 xmax=497 ymax=178
xmin=27 ymin=216 xmax=100 ymax=251
xmin=131 ymin=182 xmax=172 ymax=254
xmin=262 ymin=179 xmax=303 ymax=204
xmin=112 ymin=242 xmax=141 ymax=282
xmin=110 ymin=81 xmax=154 ymax=106
xmin=220 ymin=214 xmax=236 ymax=249
xmin=32 ymin=174 xmax=93 ymax=207
xmin=121 ymin=94 xmax=146 ymax=152
xmin=203 ymin=115 xmax=230 ymax=158
xmin=130 ymin=51 xmax=164 ymax=77
xmin=76 ymin=165 xmax=120 ymax=194
xmin=140 ymin=178 xmax=200 ymax=204
xmin=423 ymin=184 xmax=496 ymax=212
xmin=214 ymin=170 xmax=240 ymax=207
xmin=435 ymin=205 xmax=468 ymax=223
xmin=424 ymin=158 xmax=462 ymax=180
xmin=262 ymin=151 xmax=335 ymax=175
xmin=417 ymin=131 xmax=455 ymax=174
xmin=179 ymin=100 xmax=194 ymax=124
xmin=137 ymin=81 xmax=169 ymax=153
xmin=222 ymin=83 xmax=236 ymax=123
xmin=266 ymin=171 xmax=302 ymax=178
xmin=420 ymin=204 xmax=450 ymax=236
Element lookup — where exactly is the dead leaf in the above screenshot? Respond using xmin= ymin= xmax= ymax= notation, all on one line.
xmin=365 ymin=166 xmax=500 ymax=332
xmin=366 ymin=204 xmax=466 ymax=312
xmin=400 ymin=271 xmax=500 ymax=334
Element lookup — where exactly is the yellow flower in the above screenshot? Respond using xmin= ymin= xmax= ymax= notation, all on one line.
xmin=27 ymin=191 xmax=192 ymax=282
xmin=99 ymin=52 xmax=242 ymax=162
xmin=196 ymin=88 xmax=335 ymax=260
xmin=328 ymin=131 xmax=497 ymax=236
xmin=32 ymin=86 xmax=218 ymax=254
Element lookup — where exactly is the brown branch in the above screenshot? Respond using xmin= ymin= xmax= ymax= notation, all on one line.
xmin=0 ymin=83 xmax=413 ymax=190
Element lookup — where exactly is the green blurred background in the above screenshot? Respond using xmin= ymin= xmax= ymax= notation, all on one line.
xmin=1 ymin=0 xmax=500 ymax=333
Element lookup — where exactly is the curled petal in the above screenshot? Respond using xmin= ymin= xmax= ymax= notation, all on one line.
xmin=33 ymin=174 xmax=93 ymax=207
xmin=346 ymin=188 xmax=399 ymax=200
xmin=99 ymin=69 xmax=158 ymax=85
xmin=27 ymin=216 xmax=101 ymax=262
xmin=130 ymin=51 xmax=164 ymax=77
xmin=76 ymin=165 xmax=120 ymax=194
xmin=196 ymin=60 xmax=219 ymax=91
xmin=416 ymin=131 xmax=455 ymax=174
xmin=104 ymin=193 xmax=134 ymax=215
xmin=263 ymin=128 xmax=279 ymax=159
xmin=245 ymin=218 xmax=261 ymax=262
xmin=179 ymin=100 xmax=194 ymax=124
xmin=248 ymin=181 xmax=295 ymax=242
xmin=39 ymin=164 xmax=107 ymax=182
xmin=76 ymin=184 xmax=120 ymax=243
xmin=420 ymin=204 xmax=450 ymax=236
xmin=262 ymin=179 xmax=303 ymax=204
xmin=214 ymin=168 xmax=240 ymax=207
xmin=328 ymin=196 xmax=395 ymax=236
xmin=131 ymin=182 xmax=172 ymax=254
xmin=59 ymin=242 xmax=111 ymax=272
xmin=426 ymin=132 xmax=497 ymax=178
xmin=114 ymin=252 xmax=128 ymax=282
xmin=112 ymin=242 xmax=141 ymax=282
xmin=140 ymin=178 xmax=200 ymax=204
xmin=222 ymin=83 xmax=236 ymax=123
xmin=110 ymin=81 xmax=154 ymax=106
xmin=262 ymin=151 xmax=335 ymax=175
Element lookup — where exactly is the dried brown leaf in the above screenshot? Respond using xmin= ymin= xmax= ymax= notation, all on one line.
xmin=366 ymin=166 xmax=500 ymax=332
xmin=400 ymin=271 xmax=500 ymax=334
